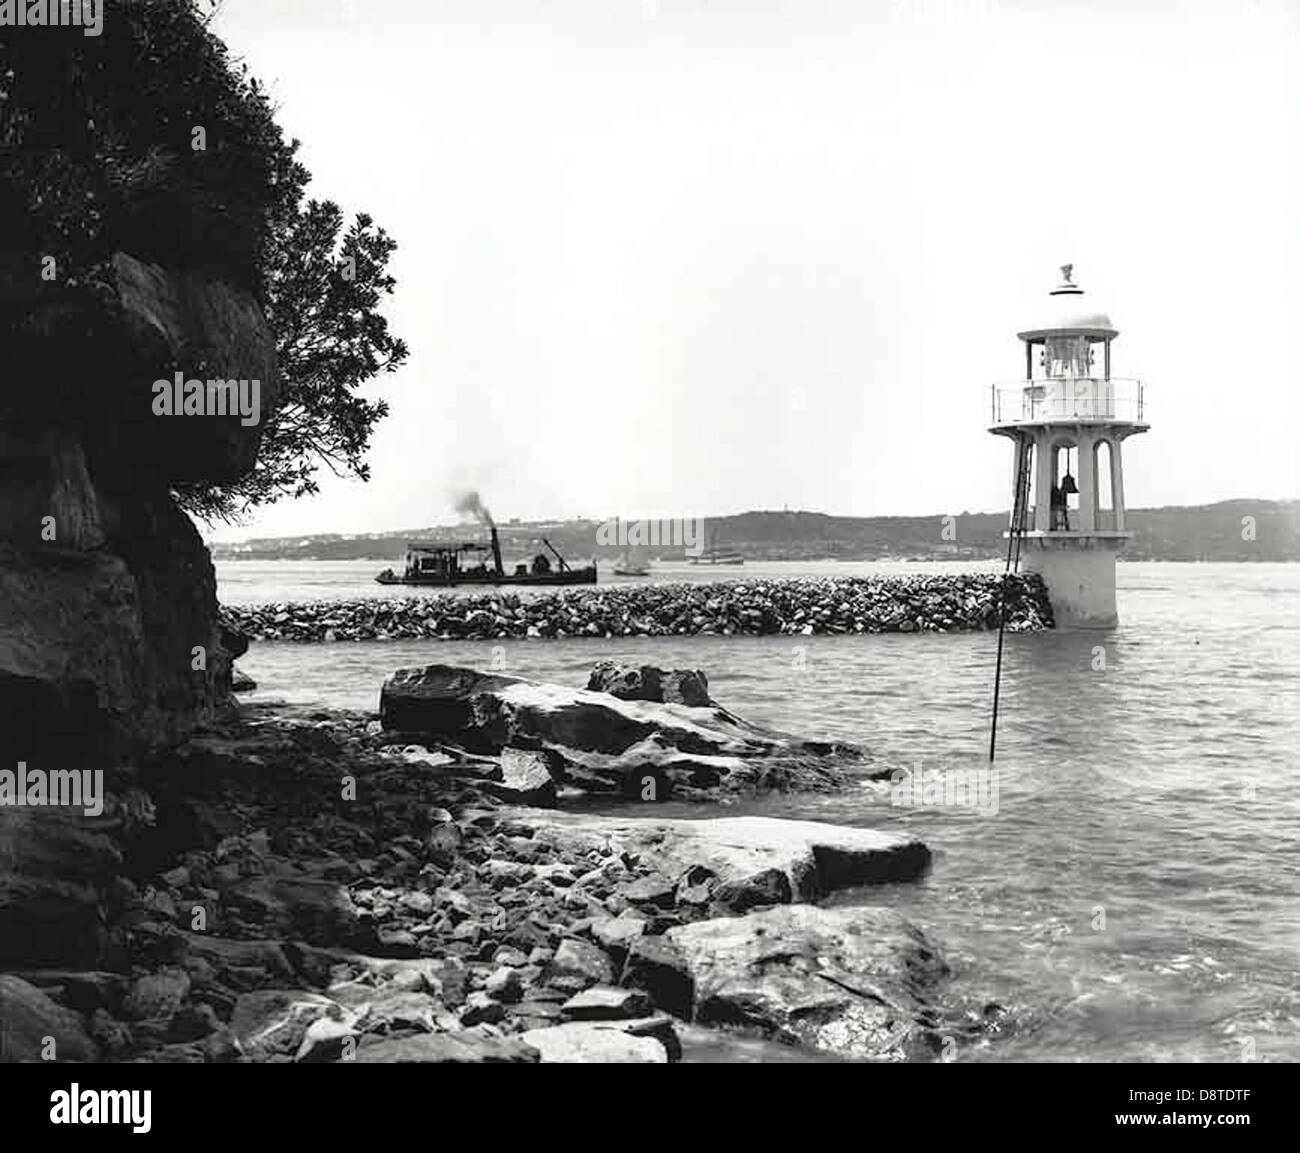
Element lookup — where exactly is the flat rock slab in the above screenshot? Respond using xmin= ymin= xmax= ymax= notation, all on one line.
xmin=561 ymin=985 xmax=653 ymax=1021
xmin=518 ymin=1019 xmax=675 ymax=1063
xmin=655 ymin=904 xmax=948 ymax=1061
xmin=514 ymin=812 xmax=930 ymax=912
xmin=352 ymin=1033 xmax=540 ymax=1063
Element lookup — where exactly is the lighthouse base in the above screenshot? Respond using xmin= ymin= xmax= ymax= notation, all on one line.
xmin=1017 ymin=532 xmax=1127 ymax=629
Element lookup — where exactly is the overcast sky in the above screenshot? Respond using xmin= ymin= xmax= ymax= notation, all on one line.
xmin=209 ymin=0 xmax=1300 ymax=541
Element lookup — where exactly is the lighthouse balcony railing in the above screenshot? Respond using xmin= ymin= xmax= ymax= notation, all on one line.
xmin=990 ymin=378 xmax=1145 ymax=425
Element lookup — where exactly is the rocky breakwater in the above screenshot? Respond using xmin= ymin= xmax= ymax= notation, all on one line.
xmin=224 ymin=572 xmax=1053 ymax=643
xmin=379 ymin=661 xmax=875 ymax=799
xmin=1 ymin=253 xmax=278 ymax=969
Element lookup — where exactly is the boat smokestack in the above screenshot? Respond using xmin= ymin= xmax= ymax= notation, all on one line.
xmin=453 ymin=489 xmax=503 ymax=574
xmin=490 ymin=525 xmax=504 ymax=576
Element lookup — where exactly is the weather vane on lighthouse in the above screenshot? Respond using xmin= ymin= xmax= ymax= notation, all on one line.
xmin=989 ymin=266 xmax=1151 ymax=629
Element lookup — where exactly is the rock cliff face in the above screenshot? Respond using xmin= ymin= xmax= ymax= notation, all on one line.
xmin=0 ymin=250 xmax=277 ymax=965
xmin=0 ymin=250 xmax=276 ymax=761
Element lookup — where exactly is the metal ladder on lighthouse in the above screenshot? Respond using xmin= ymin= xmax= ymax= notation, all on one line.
xmin=989 ymin=434 xmax=1033 ymax=762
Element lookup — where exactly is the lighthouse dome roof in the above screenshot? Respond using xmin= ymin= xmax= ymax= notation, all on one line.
xmin=1016 ymin=265 xmax=1119 ymax=341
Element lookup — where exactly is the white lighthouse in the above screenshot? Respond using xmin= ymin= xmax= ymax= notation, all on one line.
xmin=989 ymin=266 xmax=1149 ymax=628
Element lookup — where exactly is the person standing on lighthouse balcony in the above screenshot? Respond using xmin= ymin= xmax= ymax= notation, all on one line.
xmin=1050 ymin=482 xmax=1067 ymax=531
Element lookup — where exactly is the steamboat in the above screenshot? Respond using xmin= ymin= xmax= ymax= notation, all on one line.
xmin=375 ymin=526 xmax=597 ymax=586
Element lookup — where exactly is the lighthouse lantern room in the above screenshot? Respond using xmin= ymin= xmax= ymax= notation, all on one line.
xmin=989 ymin=266 xmax=1149 ymax=627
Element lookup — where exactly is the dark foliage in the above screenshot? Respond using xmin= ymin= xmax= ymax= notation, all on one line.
xmin=1 ymin=0 xmax=406 ymax=521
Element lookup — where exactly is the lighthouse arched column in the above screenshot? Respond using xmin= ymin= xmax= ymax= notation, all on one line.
xmin=1033 ymin=428 xmax=1054 ymax=532
xmin=1009 ymin=436 xmax=1028 ymax=524
xmin=1111 ymin=437 xmax=1126 ymax=531
xmin=1076 ymin=429 xmax=1096 ymax=531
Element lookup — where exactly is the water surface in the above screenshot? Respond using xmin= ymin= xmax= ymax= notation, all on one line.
xmin=221 ymin=560 xmax=1300 ymax=1062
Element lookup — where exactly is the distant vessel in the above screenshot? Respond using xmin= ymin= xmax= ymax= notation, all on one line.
xmin=613 ymin=546 xmax=651 ymax=577
xmin=689 ymin=552 xmax=745 ymax=566
xmin=376 ymin=526 xmax=596 ymax=586
xmin=689 ymin=531 xmax=745 ymax=566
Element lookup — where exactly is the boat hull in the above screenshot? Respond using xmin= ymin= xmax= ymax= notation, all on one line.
xmin=375 ymin=565 xmax=598 ymax=588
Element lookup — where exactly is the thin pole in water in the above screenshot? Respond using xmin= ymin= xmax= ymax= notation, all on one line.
xmin=990 ymin=435 xmax=1030 ymax=763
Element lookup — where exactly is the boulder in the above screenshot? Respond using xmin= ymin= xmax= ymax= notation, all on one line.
xmin=331 ymin=986 xmax=443 ymax=1033
xmin=222 ymin=874 xmax=366 ymax=950
xmin=231 ymin=667 xmax=257 ymax=693
xmin=122 ymin=968 xmax=191 ymax=1021
xmin=460 ymin=990 xmax=506 ymax=1025
xmin=546 ymin=938 xmax=616 ymax=990
xmin=8 ymin=970 xmax=130 ymax=1015
xmin=379 ymin=667 xmax=517 ymax=747
xmin=0 ymin=806 xmax=121 ymax=969
xmin=0 ymin=545 xmax=147 ymax=769
xmin=587 ymin=661 xmax=714 ymax=707
xmin=656 ymin=904 xmax=949 ymax=1060
xmin=617 ymin=870 xmax=669 ymax=900
xmin=314 ymin=954 xmax=449 ymax=992
xmin=483 ymin=967 xmax=523 ymax=1003
xmin=296 ymin=1016 xmax=361 ymax=1063
xmin=180 ymin=935 xmax=297 ymax=985
xmin=621 ymin=935 xmax=697 ymax=1020
xmin=380 ymin=665 xmax=867 ymax=797
xmin=230 ymin=990 xmax=347 ymax=1061
xmin=0 ymin=975 xmax=98 ymax=1063
xmin=482 ymin=747 xmax=559 ymax=808
xmin=589 ymin=915 xmax=646 ymax=964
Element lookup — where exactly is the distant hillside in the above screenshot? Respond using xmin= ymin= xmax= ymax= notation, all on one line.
xmin=208 ymin=500 xmax=1300 ymax=564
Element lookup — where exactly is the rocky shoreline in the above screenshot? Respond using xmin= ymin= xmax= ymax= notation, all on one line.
xmin=0 ymin=661 xmax=1009 ymax=1064
xmin=223 ymin=573 xmax=1053 ymax=643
